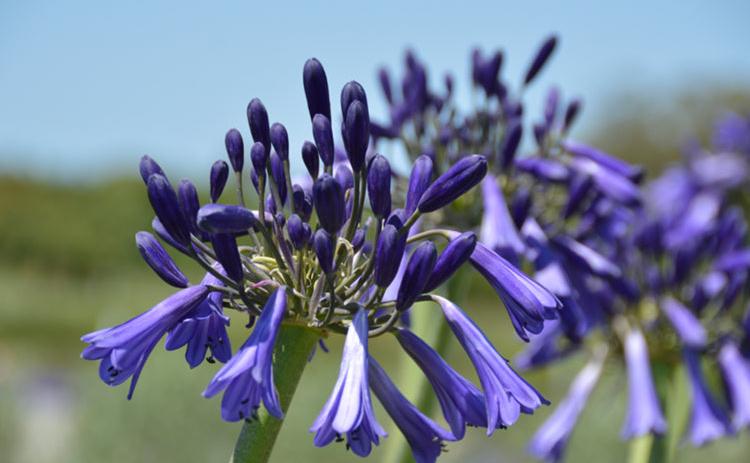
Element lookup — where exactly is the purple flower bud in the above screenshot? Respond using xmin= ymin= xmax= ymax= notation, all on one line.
xmin=418 ymin=155 xmax=488 ymax=213
xmin=563 ymin=174 xmax=593 ymax=219
xmin=500 ymin=121 xmax=523 ymax=170
xmin=313 ymin=229 xmax=334 ymax=274
xmin=286 ymin=214 xmax=309 ymax=250
xmin=247 ymin=98 xmax=271 ymax=155
xmin=301 ymin=141 xmax=319 ymax=179
xmin=151 ymin=217 xmax=189 ymax=254
xmin=621 ymin=329 xmax=667 ymax=438
xmin=396 ymin=241 xmax=437 ymax=311
xmin=374 ymin=224 xmax=407 ymax=287
xmin=209 ymin=160 xmax=229 ymax=203
xmin=197 ymin=204 xmax=258 ymax=234
xmin=717 ymin=341 xmax=750 ymax=429
xmin=377 ymin=67 xmax=393 ymax=104
xmin=139 ymin=155 xmax=166 ymax=184
xmin=270 ymin=122 xmax=289 ymax=161
xmin=544 ymin=87 xmax=559 ymax=126
xmin=135 ymin=231 xmax=189 ymax=287
xmin=340 ymin=81 xmax=368 ymax=117
xmin=352 ymin=228 xmax=366 ymax=252
xmin=563 ymin=99 xmax=582 ymax=132
xmin=524 ymin=35 xmax=558 ymax=85
xmin=425 ymin=232 xmax=477 ymax=292
xmin=177 ymin=179 xmax=201 ymax=238
xmin=269 ymin=151 xmax=287 ymax=206
xmin=660 ymin=297 xmax=707 ymax=348
xmin=250 ymin=141 xmax=267 ymax=175
xmin=147 ymin=174 xmax=191 ymax=246
xmin=335 ymin=164 xmax=354 ymax=191
xmin=563 ymin=140 xmax=643 ymax=182
xmin=312 ymin=114 xmax=334 ymax=167
xmin=367 ymin=154 xmax=392 ymax=218
xmin=303 ymin=58 xmax=331 ymax=121
xmin=517 ymin=156 xmax=569 ymax=183
xmin=532 ymin=123 xmax=548 ymax=147
xmin=210 ymin=233 xmax=243 ymax=282
xmin=292 ymin=184 xmax=313 ymax=222
xmin=313 ymin=174 xmax=345 ymax=234
xmin=510 ymin=186 xmax=532 ymax=229
xmin=224 ymin=128 xmax=244 ymax=172
xmin=405 ymin=155 xmax=433 ymax=215
xmin=343 ymin=100 xmax=370 ymax=172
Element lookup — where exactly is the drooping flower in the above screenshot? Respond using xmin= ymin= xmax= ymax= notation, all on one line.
xmin=203 ymin=286 xmax=287 ymax=421
xmin=480 ymin=175 xmax=525 ymax=262
xmin=433 ymin=295 xmax=549 ymax=431
xmin=310 ymin=309 xmax=386 ymax=456
xmin=717 ymin=341 xmax=750 ymax=430
xmin=368 ymin=356 xmax=455 ymax=463
xmin=81 ymin=284 xmax=210 ymax=399
xmin=683 ymin=349 xmax=733 ymax=446
xmin=135 ymin=231 xmax=189 ymax=288
xmin=621 ymin=328 xmax=667 ymax=438
xmin=659 ymin=297 xmax=707 ymax=349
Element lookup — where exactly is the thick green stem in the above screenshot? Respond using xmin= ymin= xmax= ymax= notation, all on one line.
xmin=230 ymin=324 xmax=319 ymax=463
xmin=384 ymin=268 xmax=471 ymax=463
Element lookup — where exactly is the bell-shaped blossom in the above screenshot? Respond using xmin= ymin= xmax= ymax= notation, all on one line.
xmin=135 ymin=231 xmax=189 ymax=288
xmin=368 ymin=356 xmax=455 ymax=463
xmin=621 ymin=328 xmax=667 ymax=438
xmin=717 ymin=341 xmax=750 ymax=429
xmin=481 ymin=176 xmax=525 ymax=261
xmin=434 ymin=296 xmax=549 ymax=431
xmin=81 ymin=285 xmax=210 ymax=399
xmin=684 ymin=349 xmax=733 ymax=446
xmin=310 ymin=309 xmax=386 ymax=456
xmin=660 ymin=297 xmax=707 ymax=348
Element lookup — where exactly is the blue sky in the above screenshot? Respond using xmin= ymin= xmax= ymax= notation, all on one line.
xmin=1 ymin=0 xmax=749 ymax=181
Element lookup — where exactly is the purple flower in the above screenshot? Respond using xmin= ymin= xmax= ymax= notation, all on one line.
xmin=247 ymin=98 xmax=271 ymax=156
xmin=424 ymin=231 xmax=476 ymax=292
xmin=368 ymin=356 xmax=455 ymax=463
xmin=468 ymin=241 xmax=560 ymax=341
xmin=135 ymin=231 xmax=189 ymax=288
xmin=570 ymin=158 xmax=640 ymax=206
xmin=405 ymin=154 xmax=433 ymax=215
xmin=225 ymin=128 xmax=245 ymax=172
xmin=203 ymin=287 xmax=287 ymax=421
xmin=396 ymin=241 xmax=437 ymax=311
xmin=367 ymin=154 xmax=392 ymax=218
xmin=210 ymin=233 xmax=243 ymax=282
xmin=717 ymin=341 xmax=750 ymax=429
xmin=166 ymin=268 xmax=232 ymax=367
xmin=563 ymin=99 xmax=582 ymax=132
xmin=313 ymin=114 xmax=335 ymax=167
xmin=147 ymin=174 xmax=191 ymax=246
xmin=374 ymin=224 xmax=407 ymax=288
xmin=310 ymin=309 xmax=386 ymax=456
xmin=301 ymin=141 xmax=320 ymax=179
xmin=621 ymin=328 xmax=667 ymax=438
xmin=303 ymin=58 xmax=331 ymax=121
xmin=197 ymin=204 xmax=258 ymax=234
xmin=395 ymin=329 xmax=487 ymax=438
xmin=515 ymin=157 xmax=569 ymax=183
xmin=499 ymin=121 xmax=522 ymax=170
xmin=250 ymin=140 xmax=268 ymax=174
xmin=562 ymin=140 xmax=642 ymax=182
xmin=270 ymin=122 xmax=290 ymax=161
xmin=343 ymin=99 xmax=370 ymax=172
xmin=524 ymin=35 xmax=557 ymax=85
xmin=81 ymin=285 xmax=210 ymax=399
xmin=139 ymin=155 xmax=166 ymax=184
xmin=480 ymin=176 xmax=525 ymax=261
xmin=660 ymin=297 xmax=707 ymax=349
xmin=684 ymin=349 xmax=733 ymax=446
xmin=418 ymin=155 xmax=487 ymax=213
xmin=433 ymin=295 xmax=549 ymax=430
xmin=528 ymin=348 xmax=606 ymax=462
xmin=209 ymin=160 xmax=229 ymax=203
xmin=313 ymin=229 xmax=335 ymax=275
xmin=313 ymin=174 xmax=345 ymax=234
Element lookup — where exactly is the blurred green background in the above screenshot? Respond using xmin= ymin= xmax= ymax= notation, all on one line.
xmin=1 ymin=87 xmax=750 ymax=463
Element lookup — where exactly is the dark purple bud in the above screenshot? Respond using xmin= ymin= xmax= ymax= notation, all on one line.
xmin=209 ymin=160 xmax=229 ymax=203
xmin=405 ymin=155 xmax=433 ymax=215
xmin=378 ymin=67 xmax=393 ymax=104
xmin=418 ymin=155 xmax=488 ymax=213
xmin=211 ymin=233 xmax=243 ymax=282
xmin=367 ymin=154 xmax=391 ymax=218
xmin=340 ymin=81 xmax=368 ymax=117
xmin=396 ymin=241 xmax=437 ymax=311
xmin=177 ymin=179 xmax=201 ymax=237
xmin=274 ymin=213 xmax=286 ymax=227
xmin=270 ymin=123 xmax=289 ymax=161
xmin=500 ymin=121 xmax=523 ymax=170
xmin=387 ymin=209 xmax=407 ymax=229
xmin=563 ymin=140 xmax=643 ymax=182
xmin=147 ymin=174 xmax=191 ymax=246
xmin=303 ymin=58 xmax=331 ymax=121
xmin=374 ymin=224 xmax=406 ymax=287
xmin=563 ymin=174 xmax=593 ymax=219
xmin=250 ymin=141 xmax=268 ymax=175
xmin=533 ymin=123 xmax=548 ymax=147
xmin=335 ymin=164 xmax=354 ymax=191
xmin=301 ymin=141 xmax=319 ymax=179
xmin=524 ymin=35 xmax=558 ymax=85
xmin=265 ymin=193 xmax=276 ymax=216
xmin=246 ymin=98 xmax=271 ymax=155
xmin=250 ymin=168 xmax=259 ymax=193
xmin=563 ymin=99 xmax=582 ymax=132
xmin=286 ymin=214 xmax=308 ymax=250
xmin=312 ymin=229 xmax=334 ymax=274
xmin=352 ymin=228 xmax=366 ymax=252
xmin=135 ymin=231 xmax=189 ymax=287
xmin=510 ymin=186 xmax=532 ymax=229
xmin=197 ymin=204 xmax=258 ymax=234
xmin=312 ymin=114 xmax=335 ymax=167
xmin=444 ymin=73 xmax=454 ymax=96
xmin=224 ymin=128 xmax=244 ymax=172
xmin=343 ymin=100 xmax=370 ymax=172
xmin=151 ymin=217 xmax=189 ymax=254
xmin=424 ymin=232 xmax=477 ymax=292
xmin=544 ymin=87 xmax=559 ymax=126
xmin=269 ymin=151 xmax=287 ymax=206
xmin=313 ymin=174 xmax=345 ymax=234
xmin=292 ymin=184 xmax=313 ymax=222
xmin=516 ymin=157 xmax=569 ymax=183
xmin=139 ymin=155 xmax=166 ymax=184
